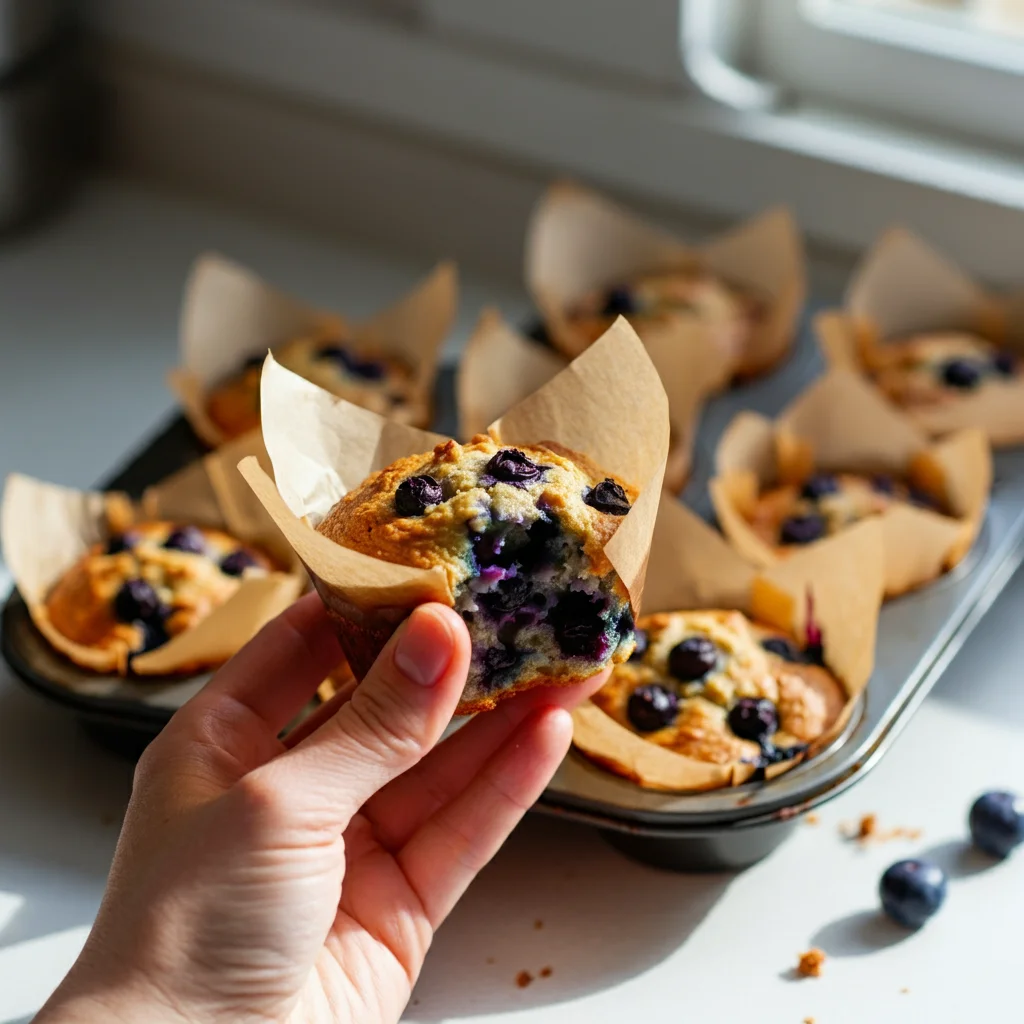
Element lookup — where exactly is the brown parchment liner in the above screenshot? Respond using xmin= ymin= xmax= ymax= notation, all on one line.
xmin=239 ymin=317 xmax=671 ymax=712
xmin=815 ymin=226 xmax=1024 ymax=446
xmin=708 ymin=369 xmax=991 ymax=598
xmin=169 ymin=252 xmax=458 ymax=447
xmin=525 ymin=180 xmax=806 ymax=380
xmin=0 ymin=432 xmax=305 ymax=683
xmin=571 ymin=496 xmax=885 ymax=792
xmin=456 ymin=308 xmax=705 ymax=493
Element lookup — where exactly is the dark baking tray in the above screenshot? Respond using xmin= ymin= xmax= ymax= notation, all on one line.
xmin=5 ymin=325 xmax=1024 ymax=873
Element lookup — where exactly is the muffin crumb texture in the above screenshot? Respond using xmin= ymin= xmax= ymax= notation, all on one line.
xmin=796 ymin=949 xmax=826 ymax=978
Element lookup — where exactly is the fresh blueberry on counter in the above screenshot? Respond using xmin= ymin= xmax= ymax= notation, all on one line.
xmin=969 ymin=791 xmax=1024 ymax=858
xmin=879 ymin=859 xmax=947 ymax=928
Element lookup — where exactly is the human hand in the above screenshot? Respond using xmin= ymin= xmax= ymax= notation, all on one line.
xmin=37 ymin=593 xmax=607 ymax=1024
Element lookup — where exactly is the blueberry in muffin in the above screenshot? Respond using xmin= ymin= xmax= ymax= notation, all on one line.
xmin=865 ymin=331 xmax=1022 ymax=411
xmin=314 ymin=435 xmax=639 ymax=711
xmin=747 ymin=471 xmax=946 ymax=554
xmin=588 ymin=610 xmax=845 ymax=783
xmin=44 ymin=521 xmax=275 ymax=674
xmin=206 ymin=325 xmax=422 ymax=442
xmin=567 ymin=269 xmax=762 ymax=369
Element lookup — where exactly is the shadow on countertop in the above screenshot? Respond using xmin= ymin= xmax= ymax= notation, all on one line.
xmin=406 ymin=814 xmax=732 ymax=1021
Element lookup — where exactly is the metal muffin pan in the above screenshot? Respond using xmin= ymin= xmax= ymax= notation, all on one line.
xmin=531 ymin=311 xmax=1024 ymax=868
xmin=4 ymin=324 xmax=1024 ymax=870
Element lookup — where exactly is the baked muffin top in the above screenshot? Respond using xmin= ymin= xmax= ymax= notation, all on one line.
xmin=747 ymin=471 xmax=947 ymax=551
xmin=865 ymin=331 xmax=1020 ymax=409
xmin=207 ymin=325 xmax=420 ymax=440
xmin=45 ymin=521 xmax=274 ymax=671
xmin=591 ymin=609 xmax=845 ymax=773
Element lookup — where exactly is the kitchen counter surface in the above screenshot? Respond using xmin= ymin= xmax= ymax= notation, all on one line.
xmin=1 ymin=180 xmax=1021 ymax=1024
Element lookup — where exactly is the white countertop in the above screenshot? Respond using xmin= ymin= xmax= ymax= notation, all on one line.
xmin=1 ymin=180 xmax=1023 ymax=1024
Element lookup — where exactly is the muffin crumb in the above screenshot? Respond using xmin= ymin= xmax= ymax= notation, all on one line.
xmin=796 ymin=948 xmax=826 ymax=978
xmin=842 ymin=813 xmax=922 ymax=843
xmin=805 ymin=813 xmax=820 ymax=826
xmin=803 ymin=1017 xmax=816 ymax=1024
xmin=539 ymin=966 xmax=553 ymax=978
xmin=534 ymin=919 xmax=544 ymax=930
xmin=516 ymin=970 xmax=533 ymax=989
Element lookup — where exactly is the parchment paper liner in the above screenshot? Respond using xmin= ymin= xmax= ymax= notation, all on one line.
xmin=571 ymin=496 xmax=885 ymax=792
xmin=708 ymin=369 xmax=991 ymax=598
xmin=456 ymin=309 xmax=704 ymax=493
xmin=1 ymin=432 xmax=305 ymax=682
xmin=239 ymin=317 xmax=671 ymax=711
xmin=815 ymin=226 xmax=1024 ymax=445
xmin=169 ymin=253 xmax=458 ymax=447
xmin=525 ymin=180 xmax=806 ymax=379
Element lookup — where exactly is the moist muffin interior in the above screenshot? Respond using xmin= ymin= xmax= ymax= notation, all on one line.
xmin=316 ymin=437 xmax=638 ymax=707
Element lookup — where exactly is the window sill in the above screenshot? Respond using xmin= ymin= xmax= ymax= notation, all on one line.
xmin=91 ymin=0 xmax=1024 ymax=282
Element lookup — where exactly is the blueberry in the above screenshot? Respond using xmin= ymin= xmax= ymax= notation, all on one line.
xmin=113 ymin=579 xmax=163 ymax=624
xmin=479 ymin=575 xmax=532 ymax=616
xmin=627 ymin=684 xmax=679 ymax=733
xmin=993 ymin=351 xmax=1016 ymax=377
xmin=908 ymin=487 xmax=938 ymax=511
xmin=969 ymin=791 xmax=1024 ymax=858
xmin=760 ymin=636 xmax=804 ymax=663
xmin=780 ymin=514 xmax=827 ymax=545
xmin=105 ymin=532 xmax=137 ymax=555
xmin=629 ymin=628 xmax=648 ymax=661
xmin=482 ymin=645 xmax=521 ymax=678
xmin=395 ymin=475 xmax=443 ymax=517
xmin=134 ymin=618 xmax=170 ymax=654
xmin=546 ymin=590 xmax=608 ymax=659
xmin=667 ymin=636 xmax=719 ymax=681
xmin=727 ymin=697 xmax=779 ymax=743
xmin=800 ymin=474 xmax=839 ymax=501
xmin=601 ymin=286 xmax=637 ymax=317
xmin=220 ymin=549 xmax=258 ymax=577
xmin=584 ymin=479 xmax=631 ymax=516
xmin=879 ymin=859 xmax=947 ymax=929
xmin=316 ymin=344 xmax=387 ymax=381
xmin=871 ymin=474 xmax=895 ymax=495
xmin=485 ymin=449 xmax=545 ymax=485
xmin=163 ymin=525 xmax=206 ymax=555
xmin=940 ymin=358 xmax=982 ymax=389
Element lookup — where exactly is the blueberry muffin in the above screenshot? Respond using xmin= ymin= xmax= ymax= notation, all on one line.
xmin=747 ymin=471 xmax=946 ymax=553
xmin=865 ymin=331 xmax=1020 ymax=411
xmin=588 ymin=610 xmax=845 ymax=782
xmin=207 ymin=324 xmax=423 ymax=440
xmin=568 ymin=269 xmax=763 ymax=369
xmin=45 ymin=522 xmax=275 ymax=674
xmin=315 ymin=435 xmax=639 ymax=711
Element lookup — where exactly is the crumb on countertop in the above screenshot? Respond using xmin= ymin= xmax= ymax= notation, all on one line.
xmin=797 ymin=948 xmax=826 ymax=978
xmin=516 ymin=970 xmax=533 ymax=989
xmin=901 ymin=987 xmax=910 ymax=994
xmin=534 ymin=919 xmax=544 ymax=930
xmin=841 ymin=813 xmax=922 ymax=844
xmin=540 ymin=966 xmax=553 ymax=978
xmin=805 ymin=813 xmax=820 ymax=826
xmin=803 ymin=1017 xmax=815 ymax=1024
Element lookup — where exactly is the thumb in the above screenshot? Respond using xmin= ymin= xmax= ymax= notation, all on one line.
xmin=256 ymin=603 xmax=471 ymax=831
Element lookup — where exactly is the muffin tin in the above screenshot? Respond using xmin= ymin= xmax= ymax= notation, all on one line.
xmin=4 ymin=314 xmax=1024 ymax=869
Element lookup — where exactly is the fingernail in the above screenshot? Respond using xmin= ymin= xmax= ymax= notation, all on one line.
xmin=394 ymin=606 xmax=453 ymax=687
